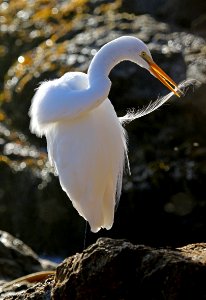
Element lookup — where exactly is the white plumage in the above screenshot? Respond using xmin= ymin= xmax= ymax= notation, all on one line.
xmin=29 ymin=36 xmax=182 ymax=232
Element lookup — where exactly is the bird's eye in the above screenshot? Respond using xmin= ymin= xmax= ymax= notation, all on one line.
xmin=141 ymin=51 xmax=146 ymax=56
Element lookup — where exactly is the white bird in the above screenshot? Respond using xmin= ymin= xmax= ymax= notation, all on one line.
xmin=29 ymin=36 xmax=182 ymax=233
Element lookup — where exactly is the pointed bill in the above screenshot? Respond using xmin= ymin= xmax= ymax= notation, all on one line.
xmin=140 ymin=53 xmax=183 ymax=97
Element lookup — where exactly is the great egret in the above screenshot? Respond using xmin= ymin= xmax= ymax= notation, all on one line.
xmin=29 ymin=36 xmax=182 ymax=233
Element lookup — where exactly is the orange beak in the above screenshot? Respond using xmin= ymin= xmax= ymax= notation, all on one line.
xmin=141 ymin=53 xmax=183 ymax=97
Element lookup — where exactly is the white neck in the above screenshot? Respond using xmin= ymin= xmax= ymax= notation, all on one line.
xmin=88 ymin=36 xmax=138 ymax=84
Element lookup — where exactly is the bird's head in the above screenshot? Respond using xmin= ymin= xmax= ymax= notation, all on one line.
xmin=89 ymin=35 xmax=183 ymax=97
xmin=133 ymin=39 xmax=182 ymax=97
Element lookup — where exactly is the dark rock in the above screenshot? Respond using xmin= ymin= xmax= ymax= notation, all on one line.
xmin=192 ymin=14 xmax=206 ymax=35
xmin=1 ymin=277 xmax=53 ymax=300
xmin=121 ymin=0 xmax=206 ymax=33
xmin=121 ymin=0 xmax=166 ymax=15
xmin=52 ymin=238 xmax=206 ymax=299
xmin=0 ymin=231 xmax=56 ymax=282
xmin=160 ymin=0 xmax=206 ymax=29
xmin=5 ymin=238 xmax=206 ymax=300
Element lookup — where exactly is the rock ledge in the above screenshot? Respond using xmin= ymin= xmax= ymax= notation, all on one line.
xmin=3 ymin=237 xmax=206 ymax=299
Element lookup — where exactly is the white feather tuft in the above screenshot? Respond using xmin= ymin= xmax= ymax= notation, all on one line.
xmin=119 ymin=79 xmax=197 ymax=125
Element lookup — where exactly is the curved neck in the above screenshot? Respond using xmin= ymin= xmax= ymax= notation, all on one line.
xmin=88 ymin=37 xmax=135 ymax=84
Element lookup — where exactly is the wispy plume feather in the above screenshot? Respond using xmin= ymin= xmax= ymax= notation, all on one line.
xmin=119 ymin=79 xmax=198 ymax=125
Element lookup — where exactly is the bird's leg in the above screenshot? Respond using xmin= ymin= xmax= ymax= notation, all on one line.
xmin=83 ymin=220 xmax=88 ymax=250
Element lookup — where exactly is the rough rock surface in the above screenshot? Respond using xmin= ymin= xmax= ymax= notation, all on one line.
xmin=2 ymin=238 xmax=206 ymax=300
xmin=52 ymin=238 xmax=206 ymax=299
xmin=0 ymin=278 xmax=53 ymax=300
xmin=0 ymin=231 xmax=56 ymax=299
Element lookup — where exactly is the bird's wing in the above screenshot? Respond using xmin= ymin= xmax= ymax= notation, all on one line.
xmin=29 ymin=72 xmax=111 ymax=137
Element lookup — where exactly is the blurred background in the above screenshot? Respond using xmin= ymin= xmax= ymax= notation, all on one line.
xmin=0 ymin=0 xmax=206 ymax=259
